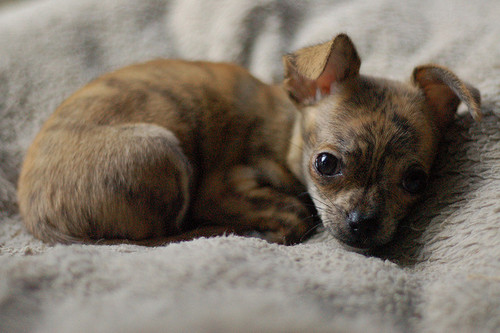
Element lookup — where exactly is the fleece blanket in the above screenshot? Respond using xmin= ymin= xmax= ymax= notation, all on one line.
xmin=1 ymin=0 xmax=499 ymax=332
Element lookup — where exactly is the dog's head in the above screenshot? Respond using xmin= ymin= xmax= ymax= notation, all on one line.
xmin=284 ymin=34 xmax=481 ymax=249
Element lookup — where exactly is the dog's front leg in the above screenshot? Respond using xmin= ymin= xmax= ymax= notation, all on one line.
xmin=192 ymin=160 xmax=317 ymax=245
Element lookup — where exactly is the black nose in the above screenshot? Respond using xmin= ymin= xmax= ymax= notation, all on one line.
xmin=346 ymin=210 xmax=380 ymax=240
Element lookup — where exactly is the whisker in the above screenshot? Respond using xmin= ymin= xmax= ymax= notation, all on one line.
xmin=286 ymin=137 xmax=305 ymax=150
xmin=300 ymin=223 xmax=324 ymax=242
xmin=305 ymin=194 xmax=330 ymax=209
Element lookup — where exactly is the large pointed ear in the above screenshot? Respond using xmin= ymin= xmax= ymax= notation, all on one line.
xmin=412 ymin=65 xmax=482 ymax=132
xmin=283 ymin=33 xmax=361 ymax=105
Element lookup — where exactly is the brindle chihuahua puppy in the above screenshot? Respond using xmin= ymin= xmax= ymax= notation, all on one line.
xmin=18 ymin=34 xmax=481 ymax=249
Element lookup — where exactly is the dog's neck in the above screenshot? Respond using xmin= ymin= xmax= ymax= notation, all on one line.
xmin=286 ymin=110 xmax=306 ymax=184
xmin=265 ymin=84 xmax=307 ymax=184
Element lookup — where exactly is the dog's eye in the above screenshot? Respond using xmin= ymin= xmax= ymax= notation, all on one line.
xmin=314 ymin=153 xmax=341 ymax=177
xmin=402 ymin=167 xmax=428 ymax=195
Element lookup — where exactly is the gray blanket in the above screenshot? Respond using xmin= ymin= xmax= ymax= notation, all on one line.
xmin=1 ymin=0 xmax=499 ymax=332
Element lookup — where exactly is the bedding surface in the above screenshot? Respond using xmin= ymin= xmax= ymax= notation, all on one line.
xmin=1 ymin=0 xmax=499 ymax=332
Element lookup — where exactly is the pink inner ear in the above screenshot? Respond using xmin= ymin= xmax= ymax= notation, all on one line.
xmin=284 ymin=34 xmax=361 ymax=104
xmin=316 ymin=72 xmax=336 ymax=95
xmin=316 ymin=52 xmax=350 ymax=95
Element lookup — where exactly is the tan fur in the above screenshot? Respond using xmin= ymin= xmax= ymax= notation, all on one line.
xmin=17 ymin=34 xmax=482 ymax=249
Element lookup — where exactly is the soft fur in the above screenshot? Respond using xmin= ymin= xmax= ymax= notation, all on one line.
xmin=17 ymin=34 xmax=480 ymax=249
xmin=1 ymin=0 xmax=499 ymax=332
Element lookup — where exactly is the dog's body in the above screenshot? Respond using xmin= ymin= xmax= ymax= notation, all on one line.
xmin=18 ymin=34 xmax=481 ymax=249
xmin=19 ymin=60 xmax=310 ymax=245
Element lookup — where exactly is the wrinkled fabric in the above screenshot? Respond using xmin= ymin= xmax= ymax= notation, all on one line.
xmin=1 ymin=1 xmax=499 ymax=332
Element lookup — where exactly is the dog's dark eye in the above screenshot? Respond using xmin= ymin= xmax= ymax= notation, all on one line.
xmin=314 ymin=153 xmax=341 ymax=177
xmin=402 ymin=167 xmax=428 ymax=195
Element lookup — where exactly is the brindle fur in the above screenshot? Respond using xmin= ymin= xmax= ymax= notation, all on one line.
xmin=17 ymin=34 xmax=481 ymax=248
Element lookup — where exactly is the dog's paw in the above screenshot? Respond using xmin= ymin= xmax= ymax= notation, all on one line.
xmin=250 ymin=215 xmax=312 ymax=245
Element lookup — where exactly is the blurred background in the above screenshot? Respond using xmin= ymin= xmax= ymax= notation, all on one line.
xmin=0 ymin=0 xmax=30 ymax=9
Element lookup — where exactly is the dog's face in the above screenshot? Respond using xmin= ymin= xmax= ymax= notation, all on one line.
xmin=301 ymin=78 xmax=436 ymax=248
xmin=284 ymin=34 xmax=481 ymax=249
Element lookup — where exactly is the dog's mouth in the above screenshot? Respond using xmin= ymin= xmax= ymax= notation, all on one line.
xmin=322 ymin=217 xmax=393 ymax=250
xmin=334 ymin=226 xmax=379 ymax=249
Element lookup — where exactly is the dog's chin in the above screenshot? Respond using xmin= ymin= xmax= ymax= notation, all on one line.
xmin=326 ymin=225 xmax=392 ymax=252
xmin=336 ymin=241 xmax=371 ymax=254
xmin=337 ymin=237 xmax=383 ymax=252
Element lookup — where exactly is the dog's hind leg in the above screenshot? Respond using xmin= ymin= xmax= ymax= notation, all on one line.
xmin=18 ymin=123 xmax=193 ymax=244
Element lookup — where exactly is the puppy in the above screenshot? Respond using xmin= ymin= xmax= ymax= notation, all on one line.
xmin=17 ymin=34 xmax=481 ymax=249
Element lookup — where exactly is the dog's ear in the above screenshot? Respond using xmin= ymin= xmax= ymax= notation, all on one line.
xmin=412 ymin=65 xmax=482 ymax=131
xmin=283 ymin=33 xmax=361 ymax=105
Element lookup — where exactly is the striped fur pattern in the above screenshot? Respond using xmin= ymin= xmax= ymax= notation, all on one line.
xmin=17 ymin=34 xmax=481 ymax=248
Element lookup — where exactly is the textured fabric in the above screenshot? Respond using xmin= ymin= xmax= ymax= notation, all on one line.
xmin=1 ymin=0 xmax=499 ymax=332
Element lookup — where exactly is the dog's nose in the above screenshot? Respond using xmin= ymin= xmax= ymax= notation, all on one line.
xmin=346 ymin=210 xmax=380 ymax=240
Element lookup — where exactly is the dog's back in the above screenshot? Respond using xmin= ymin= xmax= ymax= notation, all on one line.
xmin=17 ymin=60 xmax=296 ymax=244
